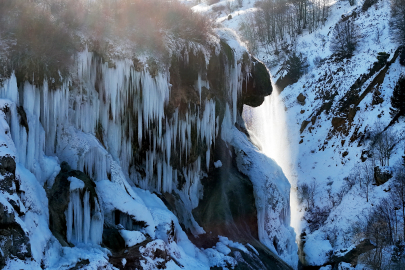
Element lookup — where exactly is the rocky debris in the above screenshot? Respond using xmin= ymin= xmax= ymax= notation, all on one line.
xmin=69 ymin=259 xmax=91 ymax=270
xmin=300 ymin=120 xmax=311 ymax=133
xmin=327 ymin=48 xmax=402 ymax=137
xmin=297 ymin=93 xmax=306 ymax=105
xmin=331 ymin=117 xmax=346 ymax=132
xmin=371 ymin=89 xmax=384 ymax=105
xmin=0 ymin=155 xmax=16 ymax=174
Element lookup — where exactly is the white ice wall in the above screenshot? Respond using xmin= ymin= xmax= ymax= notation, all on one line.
xmin=0 ymin=47 xmax=238 ymax=203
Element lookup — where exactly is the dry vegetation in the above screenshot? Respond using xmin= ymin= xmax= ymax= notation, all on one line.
xmin=0 ymin=0 xmax=213 ymax=85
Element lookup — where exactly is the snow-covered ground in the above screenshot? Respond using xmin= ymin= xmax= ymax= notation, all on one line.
xmin=191 ymin=0 xmax=405 ymax=268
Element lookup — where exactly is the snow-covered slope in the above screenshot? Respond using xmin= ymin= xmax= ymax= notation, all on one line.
xmin=191 ymin=0 xmax=405 ymax=268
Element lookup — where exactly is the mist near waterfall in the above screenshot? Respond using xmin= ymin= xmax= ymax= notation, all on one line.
xmin=243 ymin=84 xmax=302 ymax=239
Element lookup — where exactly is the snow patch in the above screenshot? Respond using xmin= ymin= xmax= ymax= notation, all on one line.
xmin=120 ymin=230 xmax=146 ymax=247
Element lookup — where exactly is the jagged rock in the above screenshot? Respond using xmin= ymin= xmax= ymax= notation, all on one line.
xmin=0 ymin=155 xmax=18 ymax=194
xmin=70 ymin=259 xmax=91 ymax=270
xmin=0 ymin=155 xmax=16 ymax=174
xmin=311 ymin=116 xmax=317 ymax=125
xmin=193 ymin=138 xmax=293 ymax=270
xmin=241 ymin=57 xmax=273 ymax=107
xmin=0 ymin=213 xmax=32 ymax=268
xmin=0 ymin=155 xmax=31 ymax=268
xmin=102 ymin=227 xmax=126 ymax=252
xmin=193 ymin=139 xmax=259 ymax=242
xmin=16 ymin=106 xmax=29 ymax=134
xmin=132 ymin=58 xmax=144 ymax=72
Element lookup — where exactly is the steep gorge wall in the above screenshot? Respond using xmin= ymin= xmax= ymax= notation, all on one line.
xmin=0 ymin=32 xmax=295 ymax=269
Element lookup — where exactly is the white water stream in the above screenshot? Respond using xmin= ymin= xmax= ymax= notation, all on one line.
xmin=243 ymin=84 xmax=301 ymax=240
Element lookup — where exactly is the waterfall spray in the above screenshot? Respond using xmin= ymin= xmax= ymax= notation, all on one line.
xmin=243 ymin=83 xmax=302 ymax=241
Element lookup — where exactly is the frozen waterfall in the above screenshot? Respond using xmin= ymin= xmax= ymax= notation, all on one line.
xmin=66 ymin=177 xmax=103 ymax=245
xmin=243 ymin=83 xmax=301 ymax=240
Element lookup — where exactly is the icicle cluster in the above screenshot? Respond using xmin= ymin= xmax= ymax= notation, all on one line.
xmin=0 ymin=43 xmax=248 ymax=209
xmin=66 ymin=177 xmax=103 ymax=245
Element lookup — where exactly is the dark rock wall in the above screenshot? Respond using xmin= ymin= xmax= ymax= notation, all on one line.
xmin=0 ymin=155 xmax=32 ymax=268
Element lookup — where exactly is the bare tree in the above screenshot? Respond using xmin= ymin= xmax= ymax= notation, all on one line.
xmin=252 ymin=0 xmax=330 ymax=49
xmin=390 ymin=0 xmax=405 ymax=45
xmin=391 ymin=240 xmax=405 ymax=270
xmin=361 ymin=198 xmax=397 ymax=269
xmin=370 ymin=123 xmax=400 ymax=166
xmin=298 ymin=180 xmax=317 ymax=209
xmin=394 ymin=165 xmax=405 ymax=240
xmin=239 ymin=13 xmax=259 ymax=55
xmin=390 ymin=76 xmax=405 ymax=121
xmin=330 ymin=18 xmax=359 ymax=58
xmin=361 ymin=161 xmax=374 ymax=202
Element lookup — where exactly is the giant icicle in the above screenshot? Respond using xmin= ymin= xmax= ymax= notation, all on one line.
xmin=0 ymin=40 xmax=244 ymax=206
xmin=66 ymin=176 xmax=103 ymax=245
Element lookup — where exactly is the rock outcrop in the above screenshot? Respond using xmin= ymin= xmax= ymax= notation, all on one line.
xmin=0 ymin=155 xmax=32 ymax=268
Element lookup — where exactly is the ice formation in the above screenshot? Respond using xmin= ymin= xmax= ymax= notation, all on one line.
xmin=66 ymin=177 xmax=103 ymax=245
xmin=222 ymin=104 xmax=298 ymax=268
xmin=0 ymin=37 xmax=250 ymax=224
xmin=0 ymin=49 xmax=230 ymax=200
xmin=0 ymin=30 xmax=296 ymax=268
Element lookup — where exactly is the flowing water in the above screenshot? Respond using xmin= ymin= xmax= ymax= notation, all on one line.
xmin=243 ymin=83 xmax=302 ymax=241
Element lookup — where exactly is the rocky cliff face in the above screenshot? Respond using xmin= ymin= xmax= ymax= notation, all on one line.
xmin=0 ymin=29 xmax=296 ymax=269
